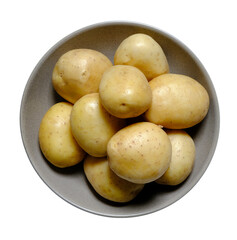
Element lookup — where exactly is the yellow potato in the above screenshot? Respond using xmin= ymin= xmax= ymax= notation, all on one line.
xmin=52 ymin=49 xmax=112 ymax=103
xmin=156 ymin=130 xmax=195 ymax=185
xmin=70 ymin=93 xmax=125 ymax=157
xmin=84 ymin=155 xmax=144 ymax=203
xmin=144 ymin=73 xmax=210 ymax=129
xmin=39 ymin=102 xmax=85 ymax=168
xmin=107 ymin=122 xmax=172 ymax=184
xmin=114 ymin=33 xmax=169 ymax=80
xmin=99 ymin=65 xmax=152 ymax=118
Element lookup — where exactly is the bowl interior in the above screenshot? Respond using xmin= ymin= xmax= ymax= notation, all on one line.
xmin=20 ymin=22 xmax=219 ymax=217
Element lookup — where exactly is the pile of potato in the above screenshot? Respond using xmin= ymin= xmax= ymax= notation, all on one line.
xmin=39 ymin=33 xmax=209 ymax=203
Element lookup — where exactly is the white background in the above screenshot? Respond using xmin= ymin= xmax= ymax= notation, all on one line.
xmin=1 ymin=0 xmax=236 ymax=239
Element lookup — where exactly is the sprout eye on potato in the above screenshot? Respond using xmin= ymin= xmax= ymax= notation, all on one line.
xmin=52 ymin=49 xmax=112 ymax=104
xmin=99 ymin=65 xmax=152 ymax=118
xmin=38 ymin=33 xmax=210 ymax=204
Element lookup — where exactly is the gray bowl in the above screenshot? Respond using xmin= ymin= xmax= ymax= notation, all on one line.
xmin=20 ymin=21 xmax=220 ymax=217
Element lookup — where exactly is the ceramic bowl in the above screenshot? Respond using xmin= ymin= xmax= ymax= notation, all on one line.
xmin=20 ymin=22 xmax=219 ymax=217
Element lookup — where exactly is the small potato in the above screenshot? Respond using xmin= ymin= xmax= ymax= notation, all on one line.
xmin=99 ymin=65 xmax=152 ymax=118
xmin=70 ymin=93 xmax=125 ymax=157
xmin=107 ymin=122 xmax=172 ymax=184
xmin=52 ymin=49 xmax=112 ymax=103
xmin=39 ymin=102 xmax=85 ymax=168
xmin=156 ymin=130 xmax=195 ymax=186
xmin=84 ymin=156 xmax=144 ymax=203
xmin=114 ymin=33 xmax=169 ymax=80
xmin=144 ymin=74 xmax=210 ymax=129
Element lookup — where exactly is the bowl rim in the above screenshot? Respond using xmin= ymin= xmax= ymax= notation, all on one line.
xmin=20 ymin=21 xmax=220 ymax=218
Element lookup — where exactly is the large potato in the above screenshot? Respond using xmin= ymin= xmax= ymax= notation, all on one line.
xmin=99 ymin=65 xmax=152 ymax=118
xmin=114 ymin=33 xmax=169 ymax=80
xmin=107 ymin=122 xmax=172 ymax=184
xmin=144 ymin=74 xmax=210 ymax=129
xmin=156 ymin=130 xmax=195 ymax=185
xmin=70 ymin=93 xmax=125 ymax=157
xmin=39 ymin=102 xmax=85 ymax=168
xmin=84 ymin=155 xmax=144 ymax=203
xmin=52 ymin=49 xmax=112 ymax=103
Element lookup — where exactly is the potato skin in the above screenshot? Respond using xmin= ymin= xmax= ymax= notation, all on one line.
xmin=38 ymin=102 xmax=85 ymax=168
xmin=107 ymin=122 xmax=172 ymax=184
xmin=156 ymin=130 xmax=195 ymax=185
xmin=114 ymin=33 xmax=169 ymax=80
xmin=52 ymin=49 xmax=112 ymax=103
xmin=84 ymin=156 xmax=144 ymax=203
xmin=99 ymin=65 xmax=152 ymax=118
xmin=70 ymin=93 xmax=125 ymax=157
xmin=144 ymin=74 xmax=210 ymax=129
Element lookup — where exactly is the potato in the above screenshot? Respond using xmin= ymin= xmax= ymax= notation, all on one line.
xmin=84 ymin=155 xmax=144 ymax=203
xmin=144 ymin=73 xmax=210 ymax=129
xmin=99 ymin=65 xmax=152 ymax=118
xmin=39 ymin=102 xmax=85 ymax=168
xmin=52 ymin=49 xmax=112 ymax=103
xmin=156 ymin=130 xmax=195 ymax=185
xmin=107 ymin=122 xmax=172 ymax=184
xmin=114 ymin=33 xmax=169 ymax=80
xmin=70 ymin=93 xmax=125 ymax=157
